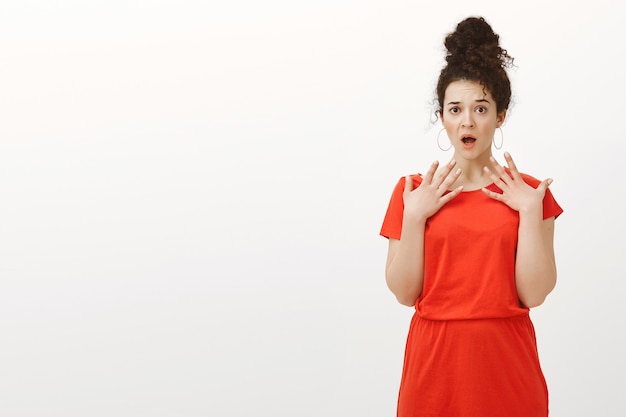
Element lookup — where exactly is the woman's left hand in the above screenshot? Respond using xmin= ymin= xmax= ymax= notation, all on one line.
xmin=481 ymin=152 xmax=552 ymax=213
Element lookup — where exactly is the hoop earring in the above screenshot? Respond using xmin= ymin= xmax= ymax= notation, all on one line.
xmin=437 ymin=128 xmax=452 ymax=151
xmin=493 ymin=127 xmax=504 ymax=150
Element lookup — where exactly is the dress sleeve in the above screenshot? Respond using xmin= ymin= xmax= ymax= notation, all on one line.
xmin=380 ymin=175 xmax=422 ymax=239
xmin=520 ymin=173 xmax=564 ymax=219
xmin=541 ymin=188 xmax=563 ymax=219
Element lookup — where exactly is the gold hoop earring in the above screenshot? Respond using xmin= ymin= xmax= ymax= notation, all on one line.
xmin=437 ymin=128 xmax=452 ymax=151
xmin=493 ymin=127 xmax=504 ymax=150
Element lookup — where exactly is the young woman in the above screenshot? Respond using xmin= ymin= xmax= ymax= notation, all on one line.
xmin=380 ymin=17 xmax=563 ymax=417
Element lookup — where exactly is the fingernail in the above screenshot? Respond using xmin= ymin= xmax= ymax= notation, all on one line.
xmin=456 ymin=168 xmax=461 ymax=175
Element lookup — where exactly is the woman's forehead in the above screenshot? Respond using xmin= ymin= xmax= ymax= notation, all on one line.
xmin=444 ymin=80 xmax=493 ymax=103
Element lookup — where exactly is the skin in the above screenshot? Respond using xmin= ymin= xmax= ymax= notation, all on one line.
xmin=385 ymin=80 xmax=557 ymax=308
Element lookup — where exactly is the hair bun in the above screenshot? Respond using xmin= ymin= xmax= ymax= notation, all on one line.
xmin=435 ymin=16 xmax=514 ymax=113
xmin=444 ymin=17 xmax=513 ymax=71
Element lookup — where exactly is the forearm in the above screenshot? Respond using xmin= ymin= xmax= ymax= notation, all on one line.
xmin=386 ymin=218 xmax=426 ymax=306
xmin=515 ymin=207 xmax=556 ymax=308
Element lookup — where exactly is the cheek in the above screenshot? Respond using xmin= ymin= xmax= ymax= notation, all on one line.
xmin=441 ymin=116 xmax=455 ymax=128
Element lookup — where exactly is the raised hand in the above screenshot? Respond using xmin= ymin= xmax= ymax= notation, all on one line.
xmin=481 ymin=152 xmax=552 ymax=213
xmin=403 ymin=160 xmax=463 ymax=222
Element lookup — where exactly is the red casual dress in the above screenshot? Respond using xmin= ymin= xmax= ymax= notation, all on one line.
xmin=380 ymin=173 xmax=563 ymax=417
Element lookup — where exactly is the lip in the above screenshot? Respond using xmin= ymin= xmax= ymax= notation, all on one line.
xmin=462 ymin=141 xmax=475 ymax=150
xmin=461 ymin=135 xmax=476 ymax=150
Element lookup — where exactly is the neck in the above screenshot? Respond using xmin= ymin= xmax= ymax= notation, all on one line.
xmin=452 ymin=152 xmax=494 ymax=190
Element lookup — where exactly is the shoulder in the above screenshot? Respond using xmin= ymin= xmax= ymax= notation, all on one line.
xmin=515 ymin=171 xmax=563 ymax=218
xmin=515 ymin=171 xmax=542 ymax=188
xmin=391 ymin=173 xmax=423 ymax=190
xmin=385 ymin=173 xmax=425 ymax=202
xmin=396 ymin=173 xmax=423 ymax=189
xmin=407 ymin=173 xmax=424 ymax=188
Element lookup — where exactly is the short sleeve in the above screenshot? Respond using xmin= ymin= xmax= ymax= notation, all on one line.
xmin=380 ymin=175 xmax=422 ymax=240
xmin=541 ymin=188 xmax=563 ymax=219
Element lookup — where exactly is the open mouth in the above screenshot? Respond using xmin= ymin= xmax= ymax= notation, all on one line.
xmin=461 ymin=136 xmax=476 ymax=144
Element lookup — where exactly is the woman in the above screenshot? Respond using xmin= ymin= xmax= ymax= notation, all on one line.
xmin=380 ymin=17 xmax=563 ymax=417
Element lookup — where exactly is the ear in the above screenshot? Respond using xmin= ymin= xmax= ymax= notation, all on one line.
xmin=496 ymin=109 xmax=507 ymax=127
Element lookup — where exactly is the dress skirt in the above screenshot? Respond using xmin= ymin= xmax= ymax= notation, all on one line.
xmin=397 ymin=313 xmax=549 ymax=417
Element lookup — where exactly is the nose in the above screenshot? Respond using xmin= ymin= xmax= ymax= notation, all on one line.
xmin=461 ymin=112 xmax=475 ymax=128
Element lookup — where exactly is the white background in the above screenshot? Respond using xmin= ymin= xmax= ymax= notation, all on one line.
xmin=1 ymin=1 xmax=624 ymax=416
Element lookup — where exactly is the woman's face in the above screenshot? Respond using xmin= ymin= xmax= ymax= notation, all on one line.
xmin=440 ymin=80 xmax=506 ymax=162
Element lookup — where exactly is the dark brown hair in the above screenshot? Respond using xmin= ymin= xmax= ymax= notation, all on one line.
xmin=436 ymin=17 xmax=514 ymax=115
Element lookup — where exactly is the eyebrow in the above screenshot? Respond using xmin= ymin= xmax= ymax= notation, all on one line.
xmin=446 ymin=98 xmax=491 ymax=106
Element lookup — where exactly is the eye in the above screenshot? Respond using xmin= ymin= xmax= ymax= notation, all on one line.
xmin=476 ymin=106 xmax=487 ymax=114
xmin=449 ymin=106 xmax=460 ymax=114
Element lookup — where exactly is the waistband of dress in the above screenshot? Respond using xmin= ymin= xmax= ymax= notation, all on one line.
xmin=414 ymin=311 xmax=531 ymax=322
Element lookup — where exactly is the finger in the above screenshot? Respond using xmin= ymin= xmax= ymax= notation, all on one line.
xmin=433 ymin=159 xmax=457 ymax=186
xmin=440 ymin=185 xmax=464 ymax=204
xmin=483 ymin=166 xmax=508 ymax=190
xmin=489 ymin=156 xmax=512 ymax=186
xmin=404 ymin=175 xmax=414 ymax=193
xmin=536 ymin=178 xmax=553 ymax=193
xmin=489 ymin=156 xmax=508 ymax=178
xmin=503 ymin=152 xmax=522 ymax=181
xmin=481 ymin=187 xmax=504 ymax=201
xmin=422 ymin=161 xmax=439 ymax=184
xmin=438 ymin=167 xmax=462 ymax=193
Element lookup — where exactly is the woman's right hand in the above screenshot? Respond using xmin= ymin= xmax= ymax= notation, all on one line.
xmin=403 ymin=160 xmax=463 ymax=222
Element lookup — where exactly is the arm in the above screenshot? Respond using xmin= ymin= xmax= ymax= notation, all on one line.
xmin=482 ymin=153 xmax=557 ymax=308
xmin=385 ymin=160 xmax=462 ymax=306
xmin=385 ymin=220 xmax=427 ymax=306
xmin=515 ymin=211 xmax=556 ymax=307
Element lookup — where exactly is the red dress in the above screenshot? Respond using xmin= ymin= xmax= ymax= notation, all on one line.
xmin=380 ymin=174 xmax=563 ymax=417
